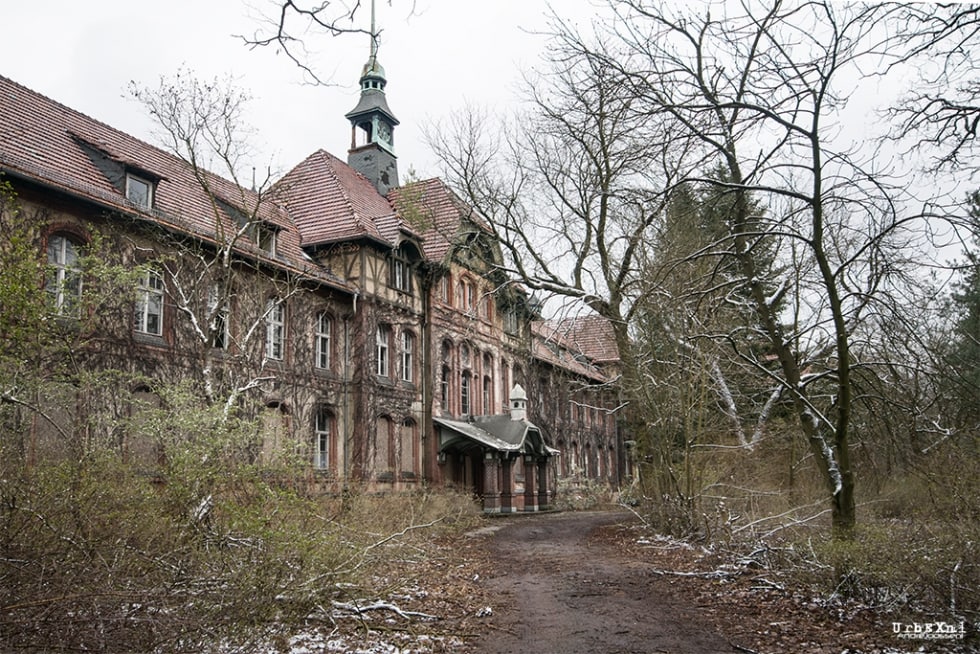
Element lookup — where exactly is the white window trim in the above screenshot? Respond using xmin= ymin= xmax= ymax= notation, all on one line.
xmin=134 ymin=268 xmax=164 ymax=336
xmin=316 ymin=313 xmax=332 ymax=370
xmin=315 ymin=408 xmax=331 ymax=470
xmin=400 ymin=331 xmax=414 ymax=383
xmin=125 ymin=173 xmax=153 ymax=209
xmin=376 ymin=325 xmax=390 ymax=377
xmin=265 ymin=299 xmax=285 ymax=361
xmin=255 ymin=223 xmax=277 ymax=256
xmin=47 ymin=234 xmax=82 ymax=316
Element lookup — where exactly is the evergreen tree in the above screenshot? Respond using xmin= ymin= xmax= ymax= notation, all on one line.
xmin=947 ymin=191 xmax=980 ymax=427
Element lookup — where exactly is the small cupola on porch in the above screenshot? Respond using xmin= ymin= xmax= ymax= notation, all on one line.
xmin=434 ymin=386 xmax=558 ymax=513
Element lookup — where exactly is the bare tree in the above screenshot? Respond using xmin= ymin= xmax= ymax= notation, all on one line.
xmin=427 ymin=22 xmax=677 ymax=379
xmin=881 ymin=4 xmax=980 ymax=173
xmin=130 ymin=71 xmax=309 ymax=420
xmin=433 ymin=1 xmax=953 ymax=540
xmin=240 ymin=0 xmax=413 ymax=84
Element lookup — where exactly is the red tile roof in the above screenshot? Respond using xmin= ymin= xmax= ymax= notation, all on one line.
xmin=388 ymin=177 xmax=490 ymax=262
xmin=531 ymin=324 xmax=609 ymax=382
xmin=273 ymin=149 xmax=399 ymax=248
xmin=537 ymin=315 xmax=621 ymax=366
xmin=0 ymin=75 xmax=347 ymax=290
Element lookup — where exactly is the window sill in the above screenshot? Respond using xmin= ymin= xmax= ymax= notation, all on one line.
xmin=133 ymin=332 xmax=167 ymax=348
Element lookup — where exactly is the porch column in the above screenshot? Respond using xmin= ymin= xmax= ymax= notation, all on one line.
xmin=483 ymin=451 xmax=500 ymax=513
xmin=524 ymin=455 xmax=538 ymax=512
xmin=499 ymin=455 xmax=513 ymax=513
xmin=537 ymin=459 xmax=550 ymax=510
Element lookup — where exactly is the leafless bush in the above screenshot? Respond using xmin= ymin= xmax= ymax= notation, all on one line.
xmin=0 ymin=454 xmax=482 ymax=652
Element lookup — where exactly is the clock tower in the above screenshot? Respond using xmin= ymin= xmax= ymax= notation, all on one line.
xmin=346 ymin=12 xmax=399 ymax=196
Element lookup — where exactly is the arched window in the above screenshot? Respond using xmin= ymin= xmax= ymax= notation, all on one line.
xmin=315 ymin=312 xmax=332 ymax=370
xmin=46 ymin=234 xmax=82 ymax=316
xmin=260 ymin=402 xmax=291 ymax=464
xmin=400 ymin=418 xmax=417 ymax=477
xmin=375 ymin=416 xmax=393 ymax=475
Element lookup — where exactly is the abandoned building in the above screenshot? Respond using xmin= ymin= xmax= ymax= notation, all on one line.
xmin=0 ymin=47 xmax=626 ymax=511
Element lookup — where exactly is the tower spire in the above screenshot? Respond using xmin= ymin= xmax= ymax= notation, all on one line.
xmin=369 ymin=0 xmax=378 ymax=63
xmin=345 ymin=0 xmax=400 ymax=195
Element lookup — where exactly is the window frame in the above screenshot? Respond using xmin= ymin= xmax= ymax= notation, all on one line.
xmin=390 ymin=248 xmax=412 ymax=294
xmin=207 ymin=285 xmax=230 ymax=350
xmin=125 ymin=173 xmax=154 ymax=209
xmin=439 ymin=275 xmax=452 ymax=305
xmin=134 ymin=267 xmax=165 ymax=337
xmin=461 ymin=371 xmax=471 ymax=415
xmin=314 ymin=406 xmax=333 ymax=471
xmin=400 ymin=330 xmax=414 ymax=383
xmin=483 ymin=375 xmax=492 ymax=416
xmin=265 ymin=298 xmax=285 ymax=361
xmin=46 ymin=233 xmax=83 ymax=317
xmin=376 ymin=324 xmax=390 ymax=377
xmin=254 ymin=223 xmax=277 ymax=256
xmin=440 ymin=364 xmax=450 ymax=408
xmin=315 ymin=312 xmax=332 ymax=370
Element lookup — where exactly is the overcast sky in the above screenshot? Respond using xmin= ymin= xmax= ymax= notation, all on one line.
xmin=1 ymin=0 xmax=596 ymax=181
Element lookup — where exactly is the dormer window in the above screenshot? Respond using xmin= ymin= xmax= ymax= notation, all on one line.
xmin=125 ymin=173 xmax=153 ymax=209
xmin=254 ymin=223 xmax=277 ymax=256
xmin=390 ymin=248 xmax=412 ymax=294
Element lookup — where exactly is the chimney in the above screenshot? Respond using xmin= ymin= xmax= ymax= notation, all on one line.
xmin=509 ymin=384 xmax=528 ymax=422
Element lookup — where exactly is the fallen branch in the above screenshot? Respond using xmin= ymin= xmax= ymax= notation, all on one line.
xmin=331 ymin=599 xmax=439 ymax=621
xmin=647 ymin=568 xmax=738 ymax=579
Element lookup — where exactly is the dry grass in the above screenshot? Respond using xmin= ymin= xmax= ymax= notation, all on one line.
xmin=0 ymin=457 xmax=485 ymax=652
xmin=631 ymin=427 xmax=980 ymax=620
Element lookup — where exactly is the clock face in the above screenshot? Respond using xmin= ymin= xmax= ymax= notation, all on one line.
xmin=377 ymin=121 xmax=391 ymax=144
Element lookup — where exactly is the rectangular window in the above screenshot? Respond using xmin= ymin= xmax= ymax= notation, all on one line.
xmin=207 ymin=285 xmax=229 ymax=350
xmin=439 ymin=276 xmax=451 ymax=304
xmin=400 ymin=331 xmax=414 ymax=382
xmin=441 ymin=365 xmax=450 ymax=407
xmin=255 ymin=223 xmax=277 ymax=256
xmin=461 ymin=373 xmax=471 ymax=415
xmin=126 ymin=173 xmax=153 ymax=209
xmin=46 ymin=234 xmax=82 ymax=316
xmin=315 ymin=407 xmax=332 ymax=470
xmin=391 ymin=253 xmax=411 ymax=294
xmin=316 ymin=313 xmax=332 ymax=369
xmin=265 ymin=299 xmax=285 ymax=360
xmin=376 ymin=325 xmax=389 ymax=377
xmin=504 ymin=307 xmax=519 ymax=334
xmin=134 ymin=268 xmax=164 ymax=336
xmin=483 ymin=376 xmax=491 ymax=415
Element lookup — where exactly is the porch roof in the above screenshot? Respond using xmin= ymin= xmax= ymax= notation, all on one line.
xmin=435 ymin=416 xmax=558 ymax=457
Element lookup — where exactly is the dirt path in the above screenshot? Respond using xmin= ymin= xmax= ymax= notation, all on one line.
xmin=468 ymin=510 xmax=737 ymax=654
